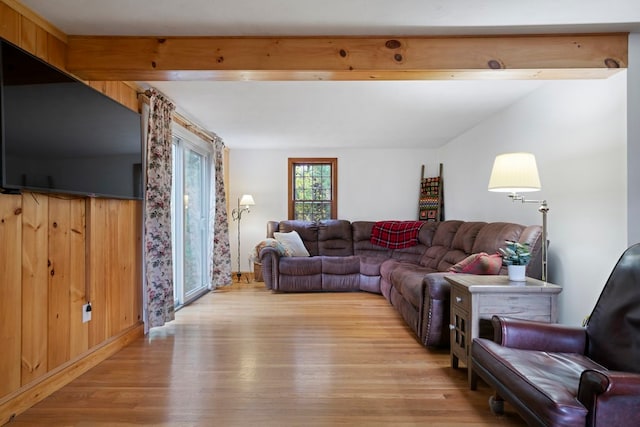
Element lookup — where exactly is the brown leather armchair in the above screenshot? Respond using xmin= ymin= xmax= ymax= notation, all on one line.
xmin=471 ymin=243 xmax=640 ymax=427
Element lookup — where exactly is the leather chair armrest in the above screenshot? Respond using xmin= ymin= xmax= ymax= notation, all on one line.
xmin=578 ymin=369 xmax=640 ymax=426
xmin=492 ymin=315 xmax=587 ymax=353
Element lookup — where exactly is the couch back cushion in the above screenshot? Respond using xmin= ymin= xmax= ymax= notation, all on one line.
xmin=352 ymin=221 xmax=393 ymax=258
xmin=318 ymin=219 xmax=354 ymax=256
xmin=417 ymin=222 xmax=439 ymax=247
xmin=470 ymin=222 xmax=524 ymax=255
xmin=452 ymin=222 xmax=488 ymax=253
xmin=277 ymin=220 xmax=319 ymax=256
xmin=390 ymin=244 xmax=428 ymax=263
xmin=419 ymin=220 xmax=463 ymax=268
xmin=390 ymin=221 xmax=440 ymax=263
xmin=469 ymin=222 xmax=543 ymax=279
xmin=436 ymin=221 xmax=488 ymax=271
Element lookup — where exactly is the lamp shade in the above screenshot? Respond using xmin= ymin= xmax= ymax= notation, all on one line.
xmin=488 ymin=152 xmax=541 ymax=193
xmin=239 ymin=194 xmax=255 ymax=206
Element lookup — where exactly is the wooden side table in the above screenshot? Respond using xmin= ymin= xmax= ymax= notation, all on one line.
xmin=445 ymin=274 xmax=562 ymax=389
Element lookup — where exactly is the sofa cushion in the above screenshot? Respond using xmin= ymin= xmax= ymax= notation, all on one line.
xmin=277 ymin=256 xmax=322 ymax=291
xmin=359 ymin=256 xmax=385 ymax=276
xmin=359 ymin=274 xmax=381 ymax=294
xmin=278 ymin=274 xmax=322 ymax=292
xmin=359 ymin=255 xmax=384 ymax=293
xmin=387 ymin=222 xmax=439 ymax=264
xmin=322 ymin=256 xmax=360 ymax=291
xmin=430 ymin=222 xmax=487 ymax=271
xmin=471 ymin=222 xmax=525 ymax=255
xmin=419 ymin=245 xmax=450 ymax=269
xmin=274 ymin=230 xmax=310 ymax=257
xmin=419 ymin=220 xmax=463 ymax=268
xmin=451 ymin=222 xmax=488 ymax=253
xmin=318 ymin=219 xmax=354 ymax=256
xmin=390 ymin=264 xmax=437 ymax=310
xmin=380 ymin=258 xmax=402 ymax=283
xmin=391 ymin=245 xmax=427 ymax=263
xmin=322 ymin=256 xmax=360 ymax=275
xmin=352 ymin=221 xmax=393 ymax=258
xmin=417 ymin=222 xmax=439 ymax=247
xmin=436 ymin=249 xmax=470 ymax=271
xmin=279 ymin=256 xmax=321 ymax=275
xmin=277 ymin=220 xmax=319 ymax=255
xmin=449 ymin=252 xmax=502 ymax=275
xmin=473 ymin=338 xmax=604 ymax=426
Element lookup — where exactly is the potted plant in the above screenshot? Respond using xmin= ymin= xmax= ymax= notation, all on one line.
xmin=498 ymin=240 xmax=531 ymax=281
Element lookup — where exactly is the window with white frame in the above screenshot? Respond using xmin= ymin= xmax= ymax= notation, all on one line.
xmin=171 ymin=124 xmax=213 ymax=307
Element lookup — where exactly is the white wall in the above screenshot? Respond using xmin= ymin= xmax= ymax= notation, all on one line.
xmin=228 ymin=148 xmax=439 ymax=271
xmin=440 ymin=73 xmax=628 ymax=325
xmin=227 ymin=72 xmax=628 ymax=327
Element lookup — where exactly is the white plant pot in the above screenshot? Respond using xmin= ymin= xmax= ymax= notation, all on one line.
xmin=507 ymin=265 xmax=527 ymax=282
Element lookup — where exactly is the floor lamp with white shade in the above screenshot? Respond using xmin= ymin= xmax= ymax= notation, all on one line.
xmin=488 ymin=152 xmax=549 ymax=282
xmin=231 ymin=194 xmax=255 ymax=283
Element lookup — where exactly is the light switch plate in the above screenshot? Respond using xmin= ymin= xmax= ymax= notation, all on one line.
xmin=82 ymin=303 xmax=92 ymax=323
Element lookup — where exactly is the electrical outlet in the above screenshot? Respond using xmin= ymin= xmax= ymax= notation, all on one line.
xmin=82 ymin=303 xmax=92 ymax=323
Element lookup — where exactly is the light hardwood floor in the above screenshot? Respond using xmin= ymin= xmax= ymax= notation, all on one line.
xmin=10 ymin=282 xmax=526 ymax=426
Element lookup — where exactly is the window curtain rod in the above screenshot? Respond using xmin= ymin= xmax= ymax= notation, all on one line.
xmin=137 ymin=89 xmax=224 ymax=146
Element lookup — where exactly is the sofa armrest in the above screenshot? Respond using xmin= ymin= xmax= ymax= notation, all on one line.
xmin=492 ymin=315 xmax=587 ymax=353
xmin=421 ymin=272 xmax=452 ymax=347
xmin=423 ymin=272 xmax=452 ymax=300
xmin=259 ymin=247 xmax=281 ymax=290
xmin=578 ymin=369 xmax=640 ymax=426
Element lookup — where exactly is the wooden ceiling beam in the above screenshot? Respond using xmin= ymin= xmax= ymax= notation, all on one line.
xmin=66 ymin=33 xmax=628 ymax=81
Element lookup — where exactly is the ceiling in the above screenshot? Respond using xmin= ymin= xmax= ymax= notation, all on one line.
xmin=20 ymin=0 xmax=640 ymax=150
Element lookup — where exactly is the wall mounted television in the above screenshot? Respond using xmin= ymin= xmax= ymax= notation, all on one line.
xmin=0 ymin=39 xmax=143 ymax=200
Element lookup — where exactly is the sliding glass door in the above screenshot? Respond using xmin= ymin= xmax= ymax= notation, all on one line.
xmin=172 ymin=126 xmax=212 ymax=307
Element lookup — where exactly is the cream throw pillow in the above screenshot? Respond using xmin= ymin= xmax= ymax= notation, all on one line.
xmin=273 ymin=230 xmax=310 ymax=257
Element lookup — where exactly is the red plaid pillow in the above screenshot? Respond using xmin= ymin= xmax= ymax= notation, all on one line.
xmin=449 ymin=253 xmax=502 ymax=275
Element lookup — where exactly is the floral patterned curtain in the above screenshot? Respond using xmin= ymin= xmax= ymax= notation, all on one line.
xmin=144 ymin=90 xmax=175 ymax=329
xmin=209 ymin=137 xmax=233 ymax=287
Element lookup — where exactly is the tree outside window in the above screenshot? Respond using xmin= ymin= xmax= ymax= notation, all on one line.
xmin=288 ymin=158 xmax=337 ymax=220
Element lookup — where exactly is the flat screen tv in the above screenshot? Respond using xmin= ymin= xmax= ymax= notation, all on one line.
xmin=0 ymin=39 xmax=143 ymax=200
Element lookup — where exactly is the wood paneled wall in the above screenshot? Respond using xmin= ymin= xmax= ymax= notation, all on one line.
xmin=0 ymin=193 xmax=143 ymax=399
xmin=0 ymin=1 xmax=143 ymax=420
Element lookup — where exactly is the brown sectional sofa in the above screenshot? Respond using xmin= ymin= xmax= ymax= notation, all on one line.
xmin=259 ymin=219 xmax=543 ymax=348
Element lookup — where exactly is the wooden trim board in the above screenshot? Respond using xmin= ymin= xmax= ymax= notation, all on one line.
xmin=0 ymin=323 xmax=144 ymax=425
